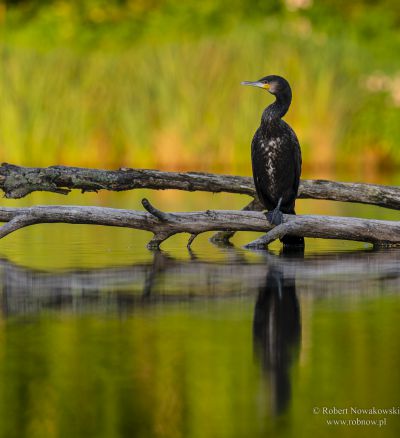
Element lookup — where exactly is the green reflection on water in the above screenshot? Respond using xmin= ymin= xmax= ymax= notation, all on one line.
xmin=0 ymin=292 xmax=399 ymax=438
xmin=0 ymin=302 xmax=258 ymax=438
xmin=0 ymin=191 xmax=399 ymax=437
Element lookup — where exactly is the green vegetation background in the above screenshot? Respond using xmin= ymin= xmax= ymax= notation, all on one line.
xmin=1 ymin=0 xmax=400 ymax=175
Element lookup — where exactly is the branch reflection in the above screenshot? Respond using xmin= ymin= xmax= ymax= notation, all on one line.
xmin=0 ymin=247 xmax=399 ymax=317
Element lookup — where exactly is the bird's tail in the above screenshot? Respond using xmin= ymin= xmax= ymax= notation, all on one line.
xmin=280 ymin=209 xmax=305 ymax=247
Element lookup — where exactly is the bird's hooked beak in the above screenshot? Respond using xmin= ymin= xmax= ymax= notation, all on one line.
xmin=241 ymin=80 xmax=270 ymax=90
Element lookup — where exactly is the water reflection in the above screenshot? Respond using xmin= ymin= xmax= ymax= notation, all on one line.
xmin=0 ymin=247 xmax=400 ymax=316
xmin=253 ymin=254 xmax=301 ymax=415
xmin=250 ymin=246 xmax=400 ymax=417
xmin=0 ymin=248 xmax=400 ymax=437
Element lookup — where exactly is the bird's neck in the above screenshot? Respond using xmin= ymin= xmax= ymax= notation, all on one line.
xmin=261 ymin=90 xmax=292 ymax=127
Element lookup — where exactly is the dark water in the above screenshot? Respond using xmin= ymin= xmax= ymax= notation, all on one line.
xmin=0 ymin=191 xmax=399 ymax=437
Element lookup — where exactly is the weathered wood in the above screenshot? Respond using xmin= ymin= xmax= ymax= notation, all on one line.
xmin=0 ymin=202 xmax=399 ymax=248
xmin=297 ymin=179 xmax=400 ymax=210
xmin=210 ymin=199 xmax=263 ymax=243
xmin=1 ymin=163 xmax=399 ymax=210
xmin=0 ymin=163 xmax=255 ymax=198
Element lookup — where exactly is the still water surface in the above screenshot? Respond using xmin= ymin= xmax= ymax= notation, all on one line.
xmin=0 ymin=190 xmax=399 ymax=438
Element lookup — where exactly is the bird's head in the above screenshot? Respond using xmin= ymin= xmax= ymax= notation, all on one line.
xmin=241 ymin=75 xmax=291 ymax=96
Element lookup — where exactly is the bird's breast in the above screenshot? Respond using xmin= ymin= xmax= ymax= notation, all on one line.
xmin=258 ymin=138 xmax=282 ymax=177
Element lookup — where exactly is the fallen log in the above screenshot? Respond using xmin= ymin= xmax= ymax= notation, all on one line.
xmin=1 ymin=163 xmax=399 ymax=210
xmin=0 ymin=200 xmax=399 ymax=248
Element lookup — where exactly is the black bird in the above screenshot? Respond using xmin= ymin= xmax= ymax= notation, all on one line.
xmin=242 ymin=75 xmax=304 ymax=246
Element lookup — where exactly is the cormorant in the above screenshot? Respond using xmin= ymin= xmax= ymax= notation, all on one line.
xmin=242 ymin=75 xmax=304 ymax=246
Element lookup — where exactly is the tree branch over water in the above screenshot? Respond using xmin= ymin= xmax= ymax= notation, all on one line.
xmin=0 ymin=201 xmax=399 ymax=248
xmin=1 ymin=163 xmax=399 ymax=210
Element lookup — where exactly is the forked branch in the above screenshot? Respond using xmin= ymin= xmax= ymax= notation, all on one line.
xmin=0 ymin=200 xmax=399 ymax=248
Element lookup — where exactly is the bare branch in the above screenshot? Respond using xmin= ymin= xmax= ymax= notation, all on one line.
xmin=0 ymin=204 xmax=399 ymax=247
xmin=0 ymin=215 xmax=37 ymax=239
xmin=147 ymin=232 xmax=174 ymax=249
xmin=298 ymin=179 xmax=400 ymax=210
xmin=0 ymin=163 xmax=254 ymax=198
xmin=142 ymin=198 xmax=172 ymax=222
xmin=210 ymin=198 xmax=263 ymax=243
xmin=0 ymin=163 xmax=399 ymax=210
xmin=245 ymin=222 xmax=302 ymax=248
xmin=187 ymin=233 xmax=199 ymax=248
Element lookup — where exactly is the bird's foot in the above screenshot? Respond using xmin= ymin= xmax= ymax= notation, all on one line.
xmin=264 ymin=208 xmax=284 ymax=226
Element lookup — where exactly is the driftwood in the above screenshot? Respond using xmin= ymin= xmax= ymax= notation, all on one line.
xmin=0 ymin=200 xmax=399 ymax=248
xmin=1 ymin=163 xmax=399 ymax=211
xmin=0 ymin=163 xmax=399 ymax=247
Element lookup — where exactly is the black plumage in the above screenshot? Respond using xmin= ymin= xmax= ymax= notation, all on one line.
xmin=242 ymin=75 xmax=304 ymax=246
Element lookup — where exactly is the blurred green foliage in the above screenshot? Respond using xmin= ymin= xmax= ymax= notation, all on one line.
xmin=1 ymin=0 xmax=400 ymax=172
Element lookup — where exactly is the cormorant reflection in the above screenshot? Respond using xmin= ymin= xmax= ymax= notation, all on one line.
xmin=253 ymin=253 xmax=301 ymax=415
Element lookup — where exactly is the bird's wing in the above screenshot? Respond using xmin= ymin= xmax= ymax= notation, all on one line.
xmin=251 ymin=130 xmax=276 ymax=210
xmin=290 ymin=128 xmax=302 ymax=200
